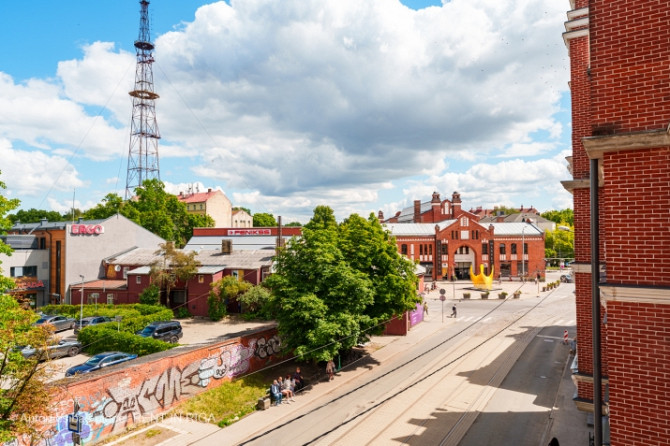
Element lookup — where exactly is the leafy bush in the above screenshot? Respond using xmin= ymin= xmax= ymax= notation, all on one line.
xmin=77 ymin=325 xmax=174 ymax=356
xmin=174 ymin=307 xmax=191 ymax=319
xmin=139 ymin=284 xmax=160 ymax=305
xmin=207 ymin=294 xmax=227 ymax=321
xmin=237 ymin=285 xmax=273 ymax=319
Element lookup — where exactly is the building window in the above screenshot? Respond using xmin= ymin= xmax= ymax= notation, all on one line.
xmin=198 ymin=275 xmax=204 ymax=283
xmin=107 ymin=293 xmax=114 ymax=304
xmin=136 ymin=276 xmax=142 ymax=284
xmin=420 ymin=245 xmax=423 ymax=255
xmin=401 ymin=244 xmax=408 ymax=255
xmin=499 ymin=243 xmax=506 ymax=255
xmin=523 ymin=243 xmax=528 ymax=254
xmin=10 ymin=266 xmax=38 ymax=277
xmin=460 ymin=217 xmax=468 ymax=226
xmin=429 ymin=245 xmax=432 ymax=255
xmin=441 ymin=244 xmax=448 ymax=255
xmin=482 ymin=243 xmax=488 ymax=255
xmin=88 ymin=292 xmax=100 ymax=304
xmin=461 ymin=230 xmax=469 ymax=240
xmin=511 ymin=244 xmax=517 ymax=255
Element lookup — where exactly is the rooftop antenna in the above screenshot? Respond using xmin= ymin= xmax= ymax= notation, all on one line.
xmin=125 ymin=0 xmax=161 ymax=200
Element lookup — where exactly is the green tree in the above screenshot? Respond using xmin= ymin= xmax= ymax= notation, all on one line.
xmin=237 ymin=285 xmax=272 ymax=316
xmin=7 ymin=208 xmax=63 ymax=224
xmin=232 ymin=206 xmax=251 ymax=215
xmin=253 ymin=212 xmax=277 ymax=227
xmin=124 ymin=179 xmax=213 ymax=247
xmin=265 ymin=207 xmax=419 ymax=363
xmin=150 ymin=242 xmax=201 ymax=309
xmin=541 ymin=208 xmax=574 ymax=226
xmin=545 ymin=226 xmax=574 ymax=265
xmin=284 ymin=221 xmax=302 ymax=227
xmin=138 ymin=283 xmax=160 ymax=306
xmin=208 ymin=276 xmax=251 ymax=320
xmin=0 ymin=172 xmax=52 ymax=443
xmin=82 ymin=193 xmax=125 ymax=220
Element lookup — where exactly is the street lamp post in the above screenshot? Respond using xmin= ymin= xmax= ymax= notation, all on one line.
xmin=78 ymin=275 xmax=84 ymax=330
xmin=521 ymin=225 xmax=526 ymax=281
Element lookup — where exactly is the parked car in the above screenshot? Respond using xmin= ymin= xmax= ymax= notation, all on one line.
xmin=74 ymin=316 xmax=113 ymax=334
xmin=560 ymin=273 xmax=574 ymax=283
xmin=136 ymin=321 xmax=183 ymax=343
xmin=18 ymin=339 xmax=82 ymax=361
xmin=34 ymin=315 xmax=77 ymax=332
xmin=65 ymin=352 xmax=138 ymax=377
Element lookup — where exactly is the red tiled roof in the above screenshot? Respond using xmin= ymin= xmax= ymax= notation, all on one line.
xmin=177 ymin=191 xmax=218 ymax=204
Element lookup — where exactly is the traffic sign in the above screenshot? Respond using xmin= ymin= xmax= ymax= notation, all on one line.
xmin=439 ymin=295 xmax=446 ymax=301
xmin=439 ymin=288 xmax=446 ymax=295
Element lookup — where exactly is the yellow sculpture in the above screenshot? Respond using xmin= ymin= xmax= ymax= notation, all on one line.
xmin=470 ymin=264 xmax=495 ymax=290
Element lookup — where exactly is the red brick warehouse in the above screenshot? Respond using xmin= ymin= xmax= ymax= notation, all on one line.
xmin=561 ymin=1 xmax=670 ymax=445
xmin=380 ymin=191 xmax=546 ymax=282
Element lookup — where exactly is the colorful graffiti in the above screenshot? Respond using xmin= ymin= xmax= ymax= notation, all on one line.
xmin=37 ymin=332 xmax=281 ymax=446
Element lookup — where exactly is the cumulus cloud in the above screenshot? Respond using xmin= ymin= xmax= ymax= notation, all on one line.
xmin=1 ymin=0 xmax=572 ymax=221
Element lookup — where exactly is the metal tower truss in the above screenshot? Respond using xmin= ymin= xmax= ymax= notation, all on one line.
xmin=125 ymin=0 xmax=161 ymax=199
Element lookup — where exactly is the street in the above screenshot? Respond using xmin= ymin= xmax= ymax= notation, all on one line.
xmin=187 ymin=278 xmax=576 ymax=446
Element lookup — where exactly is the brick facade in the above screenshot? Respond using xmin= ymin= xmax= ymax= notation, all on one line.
xmin=563 ymin=1 xmax=670 ymax=444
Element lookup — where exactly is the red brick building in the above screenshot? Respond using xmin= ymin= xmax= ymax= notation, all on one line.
xmin=562 ymin=1 xmax=670 ymax=444
xmin=381 ymin=192 xmax=546 ymax=281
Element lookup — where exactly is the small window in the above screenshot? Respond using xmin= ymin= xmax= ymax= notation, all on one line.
xmin=499 ymin=244 xmax=506 ymax=254
xmin=198 ymin=275 xmax=204 ymax=283
xmin=401 ymin=244 xmax=408 ymax=255
xmin=511 ymin=244 xmax=517 ymax=255
xmin=523 ymin=243 xmax=528 ymax=254
xmin=482 ymin=243 xmax=488 ymax=255
xmin=107 ymin=293 xmax=114 ymax=304
xmin=136 ymin=276 xmax=142 ymax=284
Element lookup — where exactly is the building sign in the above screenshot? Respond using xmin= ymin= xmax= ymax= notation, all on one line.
xmin=227 ymin=229 xmax=272 ymax=236
xmin=12 ymin=277 xmax=45 ymax=290
xmin=70 ymin=224 xmax=105 ymax=235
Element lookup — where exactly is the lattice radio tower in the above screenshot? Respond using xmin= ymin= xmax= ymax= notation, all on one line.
xmin=125 ymin=0 xmax=161 ymax=199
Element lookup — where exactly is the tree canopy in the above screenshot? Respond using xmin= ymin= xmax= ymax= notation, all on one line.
xmin=265 ymin=207 xmax=419 ymax=362
xmin=541 ymin=208 xmax=574 ymax=226
xmin=253 ymin=212 xmax=277 ymax=227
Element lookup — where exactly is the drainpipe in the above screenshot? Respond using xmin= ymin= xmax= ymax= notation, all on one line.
xmin=590 ymin=158 xmax=603 ymax=446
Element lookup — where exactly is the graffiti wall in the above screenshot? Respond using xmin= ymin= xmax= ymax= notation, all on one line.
xmin=38 ymin=328 xmax=281 ymax=446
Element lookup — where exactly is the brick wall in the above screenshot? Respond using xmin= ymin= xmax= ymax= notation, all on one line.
xmin=41 ymin=327 xmax=281 ymax=446
xmin=602 ymin=148 xmax=670 ymax=286
xmin=607 ymin=301 xmax=670 ymax=446
xmin=590 ymin=1 xmax=670 ymax=133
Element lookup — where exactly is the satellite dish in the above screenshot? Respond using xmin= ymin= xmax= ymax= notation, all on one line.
xmin=114 ymin=265 xmax=121 ymax=272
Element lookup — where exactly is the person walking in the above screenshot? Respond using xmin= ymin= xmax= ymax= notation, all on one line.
xmin=326 ymin=359 xmax=335 ymax=381
xmin=451 ymin=304 xmax=457 ymax=318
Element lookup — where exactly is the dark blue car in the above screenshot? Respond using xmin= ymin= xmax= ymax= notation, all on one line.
xmin=65 ymin=351 xmax=137 ymax=377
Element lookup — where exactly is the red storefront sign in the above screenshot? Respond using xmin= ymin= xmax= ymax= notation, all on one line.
xmin=12 ymin=277 xmax=45 ymax=290
xmin=70 ymin=224 xmax=105 ymax=235
xmin=227 ymin=229 xmax=272 ymax=236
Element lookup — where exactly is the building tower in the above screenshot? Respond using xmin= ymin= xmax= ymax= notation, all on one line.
xmin=125 ymin=0 xmax=160 ymax=199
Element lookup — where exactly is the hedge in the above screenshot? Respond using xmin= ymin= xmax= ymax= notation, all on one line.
xmin=77 ymin=325 xmax=175 ymax=356
xmin=40 ymin=304 xmax=177 ymax=356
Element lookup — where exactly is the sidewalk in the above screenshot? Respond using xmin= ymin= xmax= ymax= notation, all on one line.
xmin=105 ymin=271 xmax=584 ymax=445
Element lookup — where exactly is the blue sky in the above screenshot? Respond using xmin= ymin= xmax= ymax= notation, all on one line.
xmin=0 ymin=0 xmax=572 ymax=223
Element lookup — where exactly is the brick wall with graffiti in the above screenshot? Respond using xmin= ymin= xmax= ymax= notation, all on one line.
xmin=38 ymin=327 xmax=281 ymax=446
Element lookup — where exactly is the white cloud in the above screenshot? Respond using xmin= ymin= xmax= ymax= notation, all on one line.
xmin=1 ymin=0 xmax=572 ymax=221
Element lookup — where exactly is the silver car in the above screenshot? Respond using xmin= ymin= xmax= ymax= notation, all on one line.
xmin=35 ymin=315 xmax=77 ymax=332
xmin=19 ymin=339 xmax=82 ymax=360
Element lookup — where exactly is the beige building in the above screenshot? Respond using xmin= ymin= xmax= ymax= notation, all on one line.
xmin=178 ymin=188 xmax=232 ymax=228
xmin=232 ymin=209 xmax=253 ymax=228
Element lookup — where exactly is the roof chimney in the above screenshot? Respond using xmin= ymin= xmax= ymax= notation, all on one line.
xmin=413 ymin=200 xmax=421 ymax=222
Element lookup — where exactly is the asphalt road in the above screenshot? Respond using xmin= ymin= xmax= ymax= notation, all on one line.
xmin=196 ymin=281 xmax=576 ymax=446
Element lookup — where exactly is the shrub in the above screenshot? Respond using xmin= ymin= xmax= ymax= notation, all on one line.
xmin=208 ymin=294 xmax=227 ymax=321
xmin=77 ymin=325 xmax=174 ymax=356
xmin=174 ymin=307 xmax=191 ymax=319
xmin=139 ymin=284 xmax=160 ymax=306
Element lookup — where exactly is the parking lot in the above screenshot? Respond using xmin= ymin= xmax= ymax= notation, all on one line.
xmin=43 ymin=317 xmax=275 ymax=381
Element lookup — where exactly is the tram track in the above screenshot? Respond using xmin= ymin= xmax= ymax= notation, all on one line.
xmin=228 ymin=287 xmax=571 ymax=446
